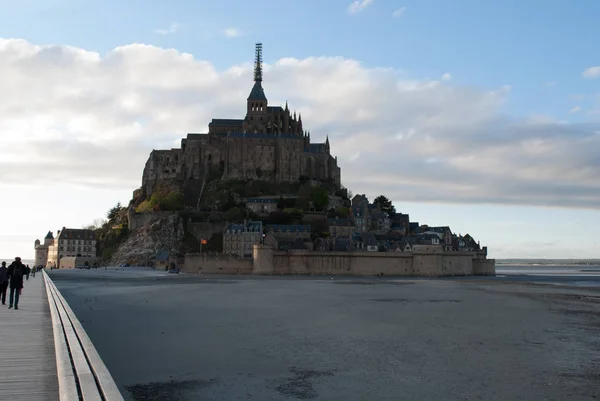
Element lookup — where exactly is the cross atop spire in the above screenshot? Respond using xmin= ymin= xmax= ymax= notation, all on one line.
xmin=254 ymin=43 xmax=263 ymax=82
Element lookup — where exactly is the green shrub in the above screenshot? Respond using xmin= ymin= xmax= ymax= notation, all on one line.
xmin=136 ymin=191 xmax=186 ymax=212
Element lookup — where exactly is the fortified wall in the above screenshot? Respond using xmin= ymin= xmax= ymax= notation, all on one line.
xmin=183 ymin=253 xmax=253 ymax=274
xmin=58 ymin=257 xmax=99 ymax=269
xmin=184 ymin=245 xmax=495 ymax=276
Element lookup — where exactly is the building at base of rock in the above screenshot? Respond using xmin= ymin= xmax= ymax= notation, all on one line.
xmin=140 ymin=43 xmax=341 ymax=200
xmin=34 ymin=228 xmax=97 ymax=268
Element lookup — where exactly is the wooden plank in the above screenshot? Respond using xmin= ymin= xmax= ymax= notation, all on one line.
xmin=43 ymin=273 xmax=79 ymax=401
xmin=47 ymin=276 xmax=125 ymax=401
xmin=0 ymin=273 xmax=60 ymax=401
xmin=47 ymin=279 xmax=102 ymax=401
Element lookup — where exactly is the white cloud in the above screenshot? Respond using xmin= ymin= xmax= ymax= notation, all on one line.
xmin=582 ymin=66 xmax=600 ymax=79
xmin=347 ymin=0 xmax=373 ymax=14
xmin=569 ymin=106 xmax=581 ymax=114
xmin=441 ymin=72 xmax=452 ymax=81
xmin=155 ymin=22 xmax=180 ymax=35
xmin=392 ymin=7 xmax=406 ymax=18
xmin=1 ymin=38 xmax=600 ymax=213
xmin=223 ymin=28 xmax=245 ymax=38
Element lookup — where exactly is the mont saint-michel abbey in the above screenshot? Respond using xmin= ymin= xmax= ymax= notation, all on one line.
xmin=141 ymin=43 xmax=341 ymax=196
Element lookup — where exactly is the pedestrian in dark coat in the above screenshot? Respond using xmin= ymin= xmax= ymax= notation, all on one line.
xmin=7 ymin=257 xmax=26 ymax=309
xmin=0 ymin=262 xmax=8 ymax=305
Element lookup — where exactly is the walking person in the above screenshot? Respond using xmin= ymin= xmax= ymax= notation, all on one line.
xmin=0 ymin=262 xmax=8 ymax=305
xmin=25 ymin=264 xmax=31 ymax=280
xmin=31 ymin=265 xmax=36 ymax=278
xmin=7 ymin=257 xmax=26 ymax=310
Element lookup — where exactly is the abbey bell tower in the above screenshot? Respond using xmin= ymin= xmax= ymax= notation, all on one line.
xmin=246 ymin=43 xmax=267 ymax=120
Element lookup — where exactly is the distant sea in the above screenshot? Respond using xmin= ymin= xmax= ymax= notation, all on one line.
xmin=1 ymin=258 xmax=35 ymax=266
xmin=496 ymin=258 xmax=600 ymax=266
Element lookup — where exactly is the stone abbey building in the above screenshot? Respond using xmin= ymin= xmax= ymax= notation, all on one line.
xmin=140 ymin=43 xmax=341 ymax=199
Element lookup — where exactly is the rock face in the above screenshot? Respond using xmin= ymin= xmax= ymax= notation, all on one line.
xmin=110 ymin=213 xmax=185 ymax=267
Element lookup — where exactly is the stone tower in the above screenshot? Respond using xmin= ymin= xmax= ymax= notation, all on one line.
xmin=44 ymin=231 xmax=54 ymax=246
xmin=246 ymin=43 xmax=267 ymax=131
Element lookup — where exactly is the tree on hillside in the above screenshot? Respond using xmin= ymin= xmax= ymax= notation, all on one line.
xmin=374 ymin=195 xmax=396 ymax=217
xmin=107 ymin=202 xmax=123 ymax=220
xmin=311 ymin=186 xmax=329 ymax=210
xmin=225 ymin=207 xmax=245 ymax=223
xmin=83 ymin=218 xmax=108 ymax=231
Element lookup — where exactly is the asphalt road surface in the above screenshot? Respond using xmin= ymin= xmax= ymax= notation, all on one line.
xmin=50 ymin=268 xmax=600 ymax=401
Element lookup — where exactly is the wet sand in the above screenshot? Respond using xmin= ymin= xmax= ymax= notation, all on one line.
xmin=50 ymin=269 xmax=600 ymax=400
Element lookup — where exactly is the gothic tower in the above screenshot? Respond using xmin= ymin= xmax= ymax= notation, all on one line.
xmin=246 ymin=43 xmax=267 ymax=122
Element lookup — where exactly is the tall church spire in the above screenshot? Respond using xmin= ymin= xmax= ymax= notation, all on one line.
xmin=254 ymin=43 xmax=263 ymax=82
xmin=248 ymin=43 xmax=267 ymax=102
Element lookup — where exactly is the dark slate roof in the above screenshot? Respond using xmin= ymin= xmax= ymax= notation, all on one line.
xmin=186 ymin=133 xmax=209 ymax=140
xmin=227 ymin=221 xmax=262 ymax=232
xmin=328 ymin=218 xmax=353 ymax=226
xmin=289 ymin=238 xmax=307 ymax=250
xmin=360 ymin=232 xmax=379 ymax=246
xmin=156 ymin=251 xmax=169 ymax=262
xmin=45 ymin=231 xmax=54 ymax=239
xmin=333 ymin=238 xmax=352 ymax=252
xmin=227 ymin=224 xmax=245 ymax=232
xmin=247 ymin=198 xmax=278 ymax=204
xmin=374 ymin=234 xmax=398 ymax=241
xmin=209 ymin=119 xmax=244 ymax=127
xmin=215 ymin=132 xmax=301 ymax=139
xmin=247 ymin=221 xmax=263 ymax=232
xmin=401 ymin=236 xmax=417 ymax=246
xmin=428 ymin=226 xmax=451 ymax=234
xmin=267 ymin=224 xmax=311 ymax=233
xmin=57 ymin=228 xmax=95 ymax=240
xmin=267 ymin=106 xmax=283 ymax=113
xmin=248 ymin=81 xmax=267 ymax=101
xmin=273 ymin=236 xmax=307 ymax=251
xmin=309 ymin=143 xmax=327 ymax=153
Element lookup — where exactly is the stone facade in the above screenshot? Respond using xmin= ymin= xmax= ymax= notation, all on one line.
xmin=246 ymin=197 xmax=278 ymax=215
xmin=140 ymin=44 xmax=341 ymax=200
xmin=35 ymin=228 xmax=96 ymax=268
xmin=223 ymin=221 xmax=263 ymax=258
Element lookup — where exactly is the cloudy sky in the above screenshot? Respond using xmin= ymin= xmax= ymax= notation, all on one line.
xmin=1 ymin=0 xmax=600 ymax=260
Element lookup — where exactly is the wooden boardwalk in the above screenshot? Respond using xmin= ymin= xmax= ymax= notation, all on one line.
xmin=0 ymin=273 xmax=59 ymax=401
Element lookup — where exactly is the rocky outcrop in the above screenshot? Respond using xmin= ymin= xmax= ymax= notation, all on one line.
xmin=110 ymin=213 xmax=185 ymax=267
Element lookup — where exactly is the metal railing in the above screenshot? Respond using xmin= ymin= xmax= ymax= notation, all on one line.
xmin=43 ymin=271 xmax=124 ymax=401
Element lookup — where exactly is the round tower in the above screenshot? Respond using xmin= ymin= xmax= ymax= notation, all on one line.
xmin=34 ymin=236 xmax=50 ymax=268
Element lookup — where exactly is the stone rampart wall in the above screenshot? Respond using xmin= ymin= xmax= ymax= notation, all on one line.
xmin=59 ymin=257 xmax=98 ymax=269
xmin=254 ymin=247 xmax=494 ymax=277
xmin=183 ymin=253 xmax=253 ymax=274
xmin=473 ymin=259 xmax=496 ymax=276
xmin=185 ymin=247 xmax=496 ymax=277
